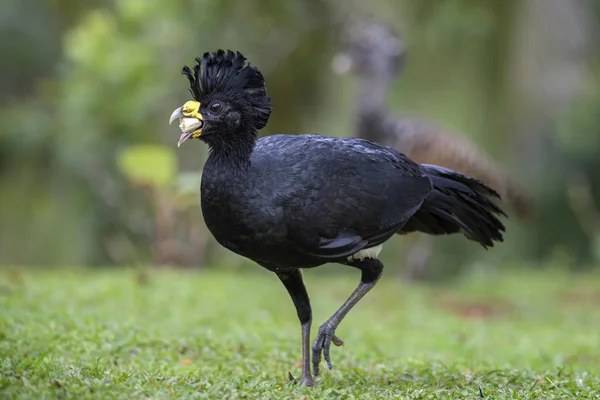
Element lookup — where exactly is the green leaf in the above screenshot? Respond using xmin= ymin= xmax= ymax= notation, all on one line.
xmin=117 ymin=144 xmax=177 ymax=189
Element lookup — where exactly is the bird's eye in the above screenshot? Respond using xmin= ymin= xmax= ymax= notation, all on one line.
xmin=209 ymin=101 xmax=223 ymax=114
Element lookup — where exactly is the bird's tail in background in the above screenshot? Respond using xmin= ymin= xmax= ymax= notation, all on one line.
xmin=394 ymin=126 xmax=537 ymax=221
xmin=504 ymin=179 xmax=537 ymax=221
xmin=401 ymin=164 xmax=507 ymax=248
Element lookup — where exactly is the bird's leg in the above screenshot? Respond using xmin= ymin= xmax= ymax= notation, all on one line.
xmin=276 ymin=269 xmax=314 ymax=386
xmin=312 ymin=258 xmax=383 ymax=376
xmin=403 ymin=234 xmax=433 ymax=282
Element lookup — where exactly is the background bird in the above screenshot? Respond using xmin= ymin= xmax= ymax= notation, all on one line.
xmin=331 ymin=17 xmax=536 ymax=280
xmin=169 ymin=49 xmax=506 ymax=386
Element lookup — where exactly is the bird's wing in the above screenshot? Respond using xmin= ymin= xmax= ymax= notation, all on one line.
xmin=301 ymin=232 xmax=368 ymax=260
xmin=255 ymin=135 xmax=432 ymax=260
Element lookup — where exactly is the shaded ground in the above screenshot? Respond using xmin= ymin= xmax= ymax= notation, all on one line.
xmin=1 ymin=266 xmax=599 ymax=398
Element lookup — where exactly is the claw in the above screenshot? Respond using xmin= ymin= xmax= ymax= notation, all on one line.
xmin=288 ymin=371 xmax=314 ymax=387
xmin=312 ymin=340 xmax=322 ymax=376
xmin=323 ymin=334 xmax=344 ymax=370
xmin=312 ymin=324 xmax=344 ymax=377
xmin=332 ymin=335 xmax=344 ymax=347
xmin=300 ymin=374 xmax=314 ymax=387
xmin=323 ymin=333 xmax=332 ymax=370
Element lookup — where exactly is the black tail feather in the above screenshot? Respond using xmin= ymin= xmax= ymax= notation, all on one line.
xmin=401 ymin=164 xmax=507 ymax=248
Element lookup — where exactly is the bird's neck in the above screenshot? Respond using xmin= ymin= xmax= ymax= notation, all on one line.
xmin=204 ymin=128 xmax=258 ymax=171
xmin=355 ymin=69 xmax=395 ymax=143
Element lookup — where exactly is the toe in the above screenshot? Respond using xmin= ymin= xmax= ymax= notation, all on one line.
xmin=332 ymin=335 xmax=344 ymax=347
xmin=312 ymin=344 xmax=321 ymax=375
xmin=300 ymin=374 xmax=314 ymax=387
xmin=323 ymin=334 xmax=333 ymax=370
xmin=312 ymin=351 xmax=321 ymax=376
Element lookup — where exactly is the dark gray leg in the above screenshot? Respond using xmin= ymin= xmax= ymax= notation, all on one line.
xmin=312 ymin=258 xmax=383 ymax=376
xmin=276 ymin=269 xmax=314 ymax=386
xmin=403 ymin=234 xmax=433 ymax=282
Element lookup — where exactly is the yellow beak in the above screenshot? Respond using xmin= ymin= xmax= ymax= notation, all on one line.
xmin=169 ymin=101 xmax=204 ymax=147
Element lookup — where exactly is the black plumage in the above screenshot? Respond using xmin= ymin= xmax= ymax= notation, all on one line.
xmin=169 ymin=49 xmax=506 ymax=386
xmin=334 ymin=18 xmax=535 ymax=220
xmin=333 ymin=18 xmax=535 ymax=279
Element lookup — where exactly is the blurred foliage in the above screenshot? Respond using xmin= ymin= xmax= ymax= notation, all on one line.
xmin=117 ymin=145 xmax=177 ymax=189
xmin=0 ymin=0 xmax=599 ymax=276
xmin=116 ymin=143 xmax=206 ymax=267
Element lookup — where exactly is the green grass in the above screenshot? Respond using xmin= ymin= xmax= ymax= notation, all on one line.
xmin=1 ymin=266 xmax=600 ymax=399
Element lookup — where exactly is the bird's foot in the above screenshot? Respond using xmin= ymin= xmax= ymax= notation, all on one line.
xmin=300 ymin=372 xmax=315 ymax=387
xmin=311 ymin=322 xmax=344 ymax=376
xmin=288 ymin=371 xmax=314 ymax=387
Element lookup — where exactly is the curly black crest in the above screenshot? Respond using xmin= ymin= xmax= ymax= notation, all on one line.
xmin=181 ymin=50 xmax=272 ymax=130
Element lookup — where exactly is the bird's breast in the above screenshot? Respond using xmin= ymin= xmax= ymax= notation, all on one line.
xmin=200 ymin=174 xmax=285 ymax=258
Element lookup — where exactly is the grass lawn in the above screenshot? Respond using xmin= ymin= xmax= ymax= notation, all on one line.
xmin=1 ymin=266 xmax=600 ymax=399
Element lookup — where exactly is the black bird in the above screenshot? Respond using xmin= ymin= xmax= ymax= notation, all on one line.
xmin=169 ymin=49 xmax=506 ymax=386
xmin=333 ymin=18 xmax=535 ymax=279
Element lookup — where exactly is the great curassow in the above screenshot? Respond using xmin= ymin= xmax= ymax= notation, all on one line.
xmin=332 ymin=18 xmax=535 ymax=280
xmin=169 ymin=50 xmax=506 ymax=386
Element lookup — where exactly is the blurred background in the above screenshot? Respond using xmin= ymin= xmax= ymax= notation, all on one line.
xmin=1 ymin=0 xmax=599 ymax=281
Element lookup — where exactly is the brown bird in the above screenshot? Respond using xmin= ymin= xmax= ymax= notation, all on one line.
xmin=332 ymin=18 xmax=535 ymax=280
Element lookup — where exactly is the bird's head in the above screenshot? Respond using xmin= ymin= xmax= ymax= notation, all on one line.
xmin=169 ymin=50 xmax=272 ymax=148
xmin=332 ymin=18 xmax=406 ymax=77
